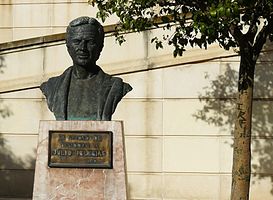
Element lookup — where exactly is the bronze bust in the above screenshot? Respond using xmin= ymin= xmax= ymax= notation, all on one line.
xmin=40 ymin=16 xmax=132 ymax=120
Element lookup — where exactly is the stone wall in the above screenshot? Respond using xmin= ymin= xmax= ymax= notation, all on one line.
xmin=0 ymin=0 xmax=117 ymax=43
xmin=1 ymin=1 xmax=273 ymax=200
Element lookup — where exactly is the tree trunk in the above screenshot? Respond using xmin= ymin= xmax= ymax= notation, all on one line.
xmin=230 ymin=49 xmax=255 ymax=200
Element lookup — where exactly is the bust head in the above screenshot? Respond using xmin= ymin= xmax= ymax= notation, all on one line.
xmin=66 ymin=17 xmax=105 ymax=69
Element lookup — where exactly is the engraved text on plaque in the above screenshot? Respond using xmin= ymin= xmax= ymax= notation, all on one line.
xmin=48 ymin=131 xmax=113 ymax=168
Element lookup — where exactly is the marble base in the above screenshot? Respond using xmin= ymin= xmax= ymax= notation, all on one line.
xmin=33 ymin=121 xmax=128 ymax=200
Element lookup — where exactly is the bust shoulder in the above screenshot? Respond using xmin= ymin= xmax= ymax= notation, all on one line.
xmin=40 ymin=67 xmax=73 ymax=94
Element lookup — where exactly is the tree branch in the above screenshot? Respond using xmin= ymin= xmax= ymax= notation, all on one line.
xmin=253 ymin=15 xmax=273 ymax=60
xmin=245 ymin=18 xmax=258 ymax=46
xmin=229 ymin=22 xmax=244 ymax=46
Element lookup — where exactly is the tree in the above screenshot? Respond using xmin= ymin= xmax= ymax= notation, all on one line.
xmin=89 ymin=0 xmax=273 ymax=199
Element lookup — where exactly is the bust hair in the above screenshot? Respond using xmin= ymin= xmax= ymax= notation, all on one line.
xmin=66 ymin=16 xmax=104 ymax=53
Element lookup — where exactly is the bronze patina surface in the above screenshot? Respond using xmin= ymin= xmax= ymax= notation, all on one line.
xmin=40 ymin=17 xmax=132 ymax=121
xmin=48 ymin=131 xmax=113 ymax=168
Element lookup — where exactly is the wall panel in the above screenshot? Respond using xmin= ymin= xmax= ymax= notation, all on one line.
xmin=1 ymin=2 xmax=273 ymax=199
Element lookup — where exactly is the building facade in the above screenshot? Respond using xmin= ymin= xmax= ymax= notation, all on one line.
xmin=1 ymin=1 xmax=273 ymax=199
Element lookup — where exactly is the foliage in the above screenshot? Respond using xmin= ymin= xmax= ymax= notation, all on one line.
xmin=89 ymin=1 xmax=273 ymax=199
xmin=90 ymin=0 xmax=273 ymax=57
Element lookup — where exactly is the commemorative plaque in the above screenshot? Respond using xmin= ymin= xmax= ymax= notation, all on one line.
xmin=48 ymin=130 xmax=113 ymax=168
xmin=33 ymin=121 xmax=127 ymax=199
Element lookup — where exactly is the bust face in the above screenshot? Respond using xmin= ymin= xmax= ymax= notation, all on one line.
xmin=66 ymin=24 xmax=100 ymax=69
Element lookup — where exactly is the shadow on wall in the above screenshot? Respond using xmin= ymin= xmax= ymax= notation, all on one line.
xmin=193 ymin=42 xmax=273 ymax=195
xmin=0 ymin=55 xmax=35 ymax=199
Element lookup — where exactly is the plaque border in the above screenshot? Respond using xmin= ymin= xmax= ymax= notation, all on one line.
xmin=48 ymin=130 xmax=113 ymax=169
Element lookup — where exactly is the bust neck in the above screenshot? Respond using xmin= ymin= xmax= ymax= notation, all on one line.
xmin=73 ymin=64 xmax=99 ymax=79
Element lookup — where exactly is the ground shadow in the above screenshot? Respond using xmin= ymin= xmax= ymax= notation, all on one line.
xmin=193 ymin=42 xmax=273 ymax=195
xmin=0 ymin=55 xmax=35 ymax=199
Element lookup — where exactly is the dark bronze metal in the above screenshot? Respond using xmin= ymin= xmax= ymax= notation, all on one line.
xmin=40 ymin=17 xmax=132 ymax=121
xmin=48 ymin=130 xmax=113 ymax=168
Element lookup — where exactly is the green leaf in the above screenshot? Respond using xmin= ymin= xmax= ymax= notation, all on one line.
xmin=161 ymin=16 xmax=170 ymax=23
xmin=173 ymin=49 xmax=178 ymax=57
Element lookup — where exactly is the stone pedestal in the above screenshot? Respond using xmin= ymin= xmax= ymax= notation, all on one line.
xmin=33 ymin=120 xmax=128 ymax=200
